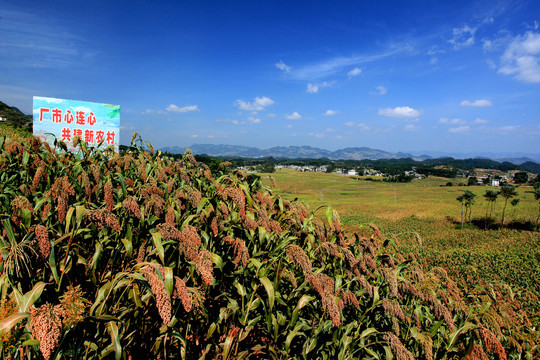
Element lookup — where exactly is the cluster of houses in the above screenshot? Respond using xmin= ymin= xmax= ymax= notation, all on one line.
xmin=272 ymin=164 xmax=423 ymax=179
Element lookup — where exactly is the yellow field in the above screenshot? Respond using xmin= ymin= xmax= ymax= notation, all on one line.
xmin=260 ymin=168 xmax=540 ymax=318
xmin=261 ymin=168 xmax=538 ymax=225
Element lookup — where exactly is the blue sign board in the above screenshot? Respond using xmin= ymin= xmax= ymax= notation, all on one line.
xmin=33 ymin=96 xmax=120 ymax=152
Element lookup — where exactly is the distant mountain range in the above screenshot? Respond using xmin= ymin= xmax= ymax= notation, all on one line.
xmin=162 ymin=144 xmax=431 ymax=161
xmin=161 ymin=144 xmax=540 ymax=164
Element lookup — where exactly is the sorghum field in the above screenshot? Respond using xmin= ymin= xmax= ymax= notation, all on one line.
xmin=0 ymin=128 xmax=538 ymax=359
xmin=262 ymin=169 xmax=540 ymax=331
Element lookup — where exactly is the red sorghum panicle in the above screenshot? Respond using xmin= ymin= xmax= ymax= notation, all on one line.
xmin=136 ymin=246 xmax=146 ymax=263
xmin=90 ymin=164 xmax=100 ymax=184
xmin=280 ymin=268 xmax=297 ymax=288
xmin=210 ymin=215 xmax=219 ymax=237
xmin=370 ymin=224 xmax=384 ymax=242
xmin=268 ymin=220 xmax=283 ymax=235
xmin=85 ymin=209 xmax=122 ymax=232
xmin=382 ymin=268 xmax=400 ymax=298
xmin=173 ymin=276 xmax=192 ymax=313
xmin=195 ymin=249 xmax=214 ymax=285
xmin=383 ymin=298 xmax=407 ymax=322
xmin=478 ymin=327 xmax=506 ymax=360
xmin=35 ymin=225 xmax=50 ymax=258
xmin=156 ymin=223 xmax=181 ymax=241
xmin=186 ymin=187 xmax=202 ymax=208
xmin=286 ymin=245 xmax=312 ymax=274
xmin=48 ymin=177 xmax=75 ymax=224
xmin=468 ymin=345 xmax=490 ymax=360
xmin=32 ymin=164 xmax=46 ymax=191
xmin=122 ymin=196 xmax=141 ymax=219
xmin=385 ymin=332 xmax=415 ymax=360
xmin=223 ymin=236 xmax=249 ymax=268
xmin=331 ymin=209 xmax=341 ymax=232
xmin=223 ymin=187 xmax=245 ymax=211
xmin=144 ymin=265 xmax=172 ymax=325
xmin=167 ymin=178 xmax=176 ymax=194
xmin=433 ymin=301 xmax=455 ymax=332
xmin=59 ymin=285 xmax=87 ymax=329
xmin=42 ymin=203 xmax=51 ymax=221
xmin=146 ymin=194 xmax=165 ymax=217
xmin=104 ymin=180 xmax=113 ymax=211
xmin=359 ymin=276 xmax=373 ymax=298
xmin=219 ymin=202 xmax=229 ymax=220
xmin=165 ymin=207 xmax=176 ymax=225
xmin=31 ymin=304 xmax=65 ymax=360
xmin=241 ymin=212 xmax=259 ymax=231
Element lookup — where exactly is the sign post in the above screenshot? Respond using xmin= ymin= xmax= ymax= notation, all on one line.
xmin=33 ymin=96 xmax=120 ymax=153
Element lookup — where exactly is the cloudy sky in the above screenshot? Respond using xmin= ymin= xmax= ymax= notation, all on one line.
xmin=1 ymin=0 xmax=540 ymax=155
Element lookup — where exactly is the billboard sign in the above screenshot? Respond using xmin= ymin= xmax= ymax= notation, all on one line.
xmin=33 ymin=96 xmax=120 ymax=153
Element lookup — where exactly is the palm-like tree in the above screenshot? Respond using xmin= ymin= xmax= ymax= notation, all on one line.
xmin=483 ymin=189 xmax=499 ymax=228
xmin=457 ymin=190 xmax=476 ymax=229
xmin=499 ymin=186 xmax=518 ymax=227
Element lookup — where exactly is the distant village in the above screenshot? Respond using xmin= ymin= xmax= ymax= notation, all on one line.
xmin=235 ymin=163 xmax=532 ymax=187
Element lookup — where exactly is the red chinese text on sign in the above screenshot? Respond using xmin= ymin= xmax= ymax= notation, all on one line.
xmin=106 ymin=131 xmax=115 ymax=145
xmin=61 ymin=128 xmax=71 ymax=141
xmin=84 ymin=129 xmax=94 ymax=143
xmin=64 ymin=110 xmax=74 ymax=124
xmin=52 ymin=109 xmax=62 ymax=123
xmin=76 ymin=111 xmax=85 ymax=125
xmin=39 ymin=108 xmax=50 ymax=122
xmin=87 ymin=112 xmax=96 ymax=126
xmin=96 ymin=130 xmax=105 ymax=143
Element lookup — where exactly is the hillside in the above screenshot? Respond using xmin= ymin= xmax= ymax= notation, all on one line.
xmin=0 ymin=100 xmax=32 ymax=130
xmin=162 ymin=144 xmax=419 ymax=161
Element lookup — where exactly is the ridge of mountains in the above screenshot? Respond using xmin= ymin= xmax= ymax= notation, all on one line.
xmin=161 ymin=144 xmax=427 ymax=161
xmin=161 ymin=144 xmax=540 ymax=164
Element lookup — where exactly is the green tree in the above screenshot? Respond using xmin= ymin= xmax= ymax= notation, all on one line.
xmin=467 ymin=176 xmax=478 ymax=186
xmin=483 ymin=189 xmax=499 ymax=228
xmin=533 ymin=188 xmax=540 ymax=231
xmin=457 ymin=190 xmax=476 ymax=229
xmin=513 ymin=171 xmax=529 ymax=184
xmin=500 ymin=185 xmax=518 ymax=227
xmin=258 ymin=161 xmax=275 ymax=173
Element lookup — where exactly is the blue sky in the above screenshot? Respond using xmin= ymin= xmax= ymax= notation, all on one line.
xmin=1 ymin=0 xmax=540 ymax=156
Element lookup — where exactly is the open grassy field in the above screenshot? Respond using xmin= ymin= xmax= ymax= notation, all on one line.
xmin=260 ymin=169 xmax=540 ymax=321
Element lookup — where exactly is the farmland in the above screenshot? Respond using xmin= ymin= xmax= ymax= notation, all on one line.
xmin=1 ymin=125 xmax=539 ymax=358
xmin=261 ymin=169 xmax=540 ymax=321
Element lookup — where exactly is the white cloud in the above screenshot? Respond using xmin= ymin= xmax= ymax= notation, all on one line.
xmin=191 ymin=134 xmax=199 ymax=138
xmin=166 ymin=104 xmax=199 ymax=113
xmin=234 ymin=96 xmax=274 ymax=111
xmin=474 ymin=118 xmax=489 ymax=124
xmin=344 ymin=121 xmax=355 ymax=127
xmin=348 ymin=67 xmax=362 ymax=78
xmin=460 ymin=99 xmax=492 ymax=107
xmin=404 ymin=124 xmax=419 ymax=131
xmin=449 ymin=126 xmax=471 ymax=133
xmin=306 ymin=81 xmax=335 ymax=93
xmin=275 ymin=60 xmax=291 ymax=72
xmin=449 ymin=25 xmax=477 ymax=49
xmin=439 ymin=118 xmax=466 ymax=125
xmin=247 ymin=117 xmax=261 ymax=124
xmin=324 ymin=110 xmax=339 ymax=116
xmin=375 ymin=85 xmax=387 ymax=95
xmin=290 ymin=46 xmax=407 ymax=80
xmin=306 ymin=83 xmax=319 ymax=93
xmin=378 ymin=106 xmax=421 ymax=118
xmin=358 ymin=123 xmax=372 ymax=131
xmin=286 ymin=112 xmax=302 ymax=120
xmin=499 ymin=31 xmax=540 ymax=83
